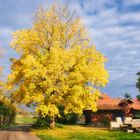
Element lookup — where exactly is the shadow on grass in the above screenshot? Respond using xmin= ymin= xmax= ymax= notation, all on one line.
xmin=37 ymin=134 xmax=57 ymax=140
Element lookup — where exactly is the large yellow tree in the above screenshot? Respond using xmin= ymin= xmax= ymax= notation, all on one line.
xmin=8 ymin=4 xmax=108 ymax=128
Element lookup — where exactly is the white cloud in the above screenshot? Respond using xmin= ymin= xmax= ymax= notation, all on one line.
xmin=0 ymin=27 xmax=13 ymax=35
xmin=124 ymin=0 xmax=140 ymax=5
xmin=120 ymin=12 xmax=140 ymax=23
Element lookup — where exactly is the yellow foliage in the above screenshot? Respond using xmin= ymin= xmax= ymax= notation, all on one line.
xmin=8 ymin=4 xmax=108 ymax=118
xmin=0 ymin=95 xmax=16 ymax=108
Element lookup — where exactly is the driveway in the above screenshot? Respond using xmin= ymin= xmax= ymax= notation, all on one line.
xmin=0 ymin=125 xmax=40 ymax=140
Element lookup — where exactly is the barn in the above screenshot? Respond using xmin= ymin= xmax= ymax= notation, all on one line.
xmin=83 ymin=94 xmax=140 ymax=126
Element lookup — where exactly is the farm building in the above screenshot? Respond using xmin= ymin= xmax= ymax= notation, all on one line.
xmin=83 ymin=94 xmax=140 ymax=125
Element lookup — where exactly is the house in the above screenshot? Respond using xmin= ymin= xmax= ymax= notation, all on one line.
xmin=83 ymin=94 xmax=140 ymax=125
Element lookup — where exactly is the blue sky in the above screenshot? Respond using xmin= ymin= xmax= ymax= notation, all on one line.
xmin=0 ymin=0 xmax=140 ymax=98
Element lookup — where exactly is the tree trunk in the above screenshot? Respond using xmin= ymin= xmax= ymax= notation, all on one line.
xmin=50 ymin=117 xmax=55 ymax=128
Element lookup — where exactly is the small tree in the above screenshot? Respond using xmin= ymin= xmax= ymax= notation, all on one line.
xmin=136 ymin=72 xmax=140 ymax=101
xmin=124 ymin=93 xmax=132 ymax=99
xmin=0 ymin=95 xmax=17 ymax=125
xmin=8 ymin=4 xmax=108 ymax=128
xmin=136 ymin=72 xmax=140 ymax=92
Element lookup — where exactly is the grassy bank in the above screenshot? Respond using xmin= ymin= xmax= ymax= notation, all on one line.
xmin=32 ymin=125 xmax=140 ymax=140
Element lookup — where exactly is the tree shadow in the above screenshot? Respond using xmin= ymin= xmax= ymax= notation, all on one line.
xmin=0 ymin=124 xmax=32 ymax=132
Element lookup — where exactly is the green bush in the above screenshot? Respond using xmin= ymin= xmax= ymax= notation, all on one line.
xmin=133 ymin=111 xmax=140 ymax=119
xmin=57 ymin=113 xmax=78 ymax=124
xmin=101 ymin=117 xmax=110 ymax=126
xmin=33 ymin=117 xmax=50 ymax=128
xmin=56 ymin=106 xmax=78 ymax=124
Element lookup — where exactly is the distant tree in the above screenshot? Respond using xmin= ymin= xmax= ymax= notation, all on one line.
xmin=136 ymin=72 xmax=140 ymax=92
xmin=136 ymin=72 xmax=140 ymax=101
xmin=124 ymin=93 xmax=132 ymax=99
xmin=136 ymin=95 xmax=140 ymax=101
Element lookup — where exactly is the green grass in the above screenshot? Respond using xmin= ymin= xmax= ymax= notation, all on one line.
xmin=32 ymin=125 xmax=140 ymax=140
xmin=15 ymin=114 xmax=36 ymax=125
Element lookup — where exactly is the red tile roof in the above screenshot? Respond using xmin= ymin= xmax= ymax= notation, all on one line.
xmin=132 ymin=98 xmax=140 ymax=110
xmin=97 ymin=94 xmax=140 ymax=110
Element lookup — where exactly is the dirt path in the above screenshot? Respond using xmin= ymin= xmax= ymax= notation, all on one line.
xmin=0 ymin=131 xmax=40 ymax=140
xmin=0 ymin=125 xmax=40 ymax=140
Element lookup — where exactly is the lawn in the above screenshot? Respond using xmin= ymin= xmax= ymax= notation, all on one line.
xmin=32 ymin=125 xmax=140 ymax=140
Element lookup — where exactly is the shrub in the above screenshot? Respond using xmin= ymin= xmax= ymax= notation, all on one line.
xmin=101 ymin=117 xmax=110 ymax=126
xmin=32 ymin=117 xmax=50 ymax=128
xmin=56 ymin=106 xmax=78 ymax=124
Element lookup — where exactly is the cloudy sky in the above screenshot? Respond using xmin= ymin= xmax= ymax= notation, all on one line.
xmin=0 ymin=0 xmax=140 ymax=98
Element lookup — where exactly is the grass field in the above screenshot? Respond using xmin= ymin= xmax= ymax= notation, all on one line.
xmin=32 ymin=125 xmax=140 ymax=140
xmin=15 ymin=114 xmax=36 ymax=125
